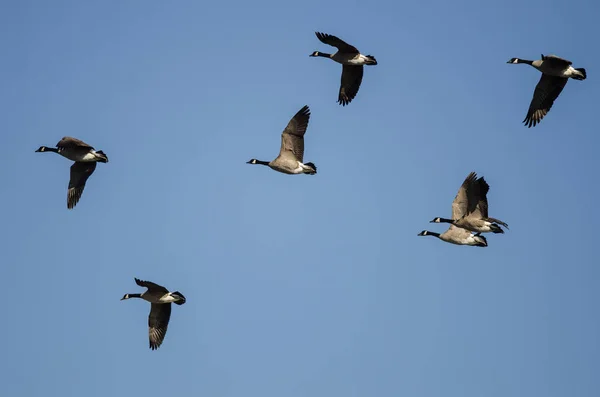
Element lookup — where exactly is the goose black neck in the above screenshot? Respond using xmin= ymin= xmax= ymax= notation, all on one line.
xmin=419 ymin=231 xmax=441 ymax=238
xmin=254 ymin=160 xmax=270 ymax=166
xmin=126 ymin=293 xmax=142 ymax=299
xmin=518 ymin=59 xmax=533 ymax=65
xmin=438 ymin=218 xmax=455 ymax=224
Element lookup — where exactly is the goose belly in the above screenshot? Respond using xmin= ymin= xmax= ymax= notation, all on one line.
xmin=456 ymin=219 xmax=489 ymax=233
xmin=344 ymin=56 xmax=369 ymax=66
xmin=331 ymin=53 xmax=364 ymax=66
xmin=140 ymin=291 xmax=166 ymax=303
xmin=269 ymin=162 xmax=303 ymax=174
xmin=442 ymin=233 xmax=480 ymax=246
xmin=77 ymin=152 xmax=101 ymax=162
xmin=538 ymin=64 xmax=571 ymax=78
xmin=59 ymin=149 xmax=98 ymax=162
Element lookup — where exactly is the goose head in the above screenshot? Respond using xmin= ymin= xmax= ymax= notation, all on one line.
xmin=309 ymin=51 xmax=320 ymax=57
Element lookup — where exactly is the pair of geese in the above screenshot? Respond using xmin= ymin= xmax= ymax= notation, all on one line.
xmin=33 ymin=104 xmax=317 ymax=210
xmin=33 ymin=105 xmax=319 ymax=208
xmin=418 ymin=172 xmax=508 ymax=247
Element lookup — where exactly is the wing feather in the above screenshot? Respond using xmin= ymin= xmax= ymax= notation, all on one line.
xmin=279 ymin=105 xmax=311 ymax=162
xmin=451 ymin=172 xmax=478 ymax=219
xmin=67 ymin=162 xmax=97 ymax=209
xmin=148 ymin=303 xmax=171 ymax=350
xmin=523 ymin=74 xmax=568 ymax=128
xmin=338 ymin=65 xmax=364 ymax=106
xmin=315 ymin=32 xmax=359 ymax=54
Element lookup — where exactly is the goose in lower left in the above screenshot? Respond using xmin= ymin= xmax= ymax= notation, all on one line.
xmin=121 ymin=278 xmax=186 ymax=350
xmin=35 ymin=136 xmax=108 ymax=209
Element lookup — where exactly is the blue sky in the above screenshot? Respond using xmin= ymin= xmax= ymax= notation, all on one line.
xmin=1 ymin=0 xmax=598 ymax=396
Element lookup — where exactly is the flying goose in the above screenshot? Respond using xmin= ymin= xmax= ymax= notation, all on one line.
xmin=35 ymin=136 xmax=109 ymax=209
xmin=310 ymin=32 xmax=377 ymax=106
xmin=430 ymin=172 xmax=509 ymax=234
xmin=121 ymin=278 xmax=186 ymax=350
xmin=417 ymin=228 xmax=487 ymax=247
xmin=247 ymin=105 xmax=317 ymax=175
xmin=507 ymin=54 xmax=586 ymax=127
xmin=417 ymin=172 xmax=488 ymax=247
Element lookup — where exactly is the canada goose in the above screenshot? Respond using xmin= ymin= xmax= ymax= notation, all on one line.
xmin=430 ymin=172 xmax=509 ymax=234
xmin=247 ymin=105 xmax=317 ymax=175
xmin=35 ymin=136 xmax=108 ymax=209
xmin=417 ymin=172 xmax=488 ymax=247
xmin=507 ymin=54 xmax=586 ymax=127
xmin=310 ymin=32 xmax=377 ymax=106
xmin=417 ymin=229 xmax=487 ymax=247
xmin=121 ymin=278 xmax=186 ymax=350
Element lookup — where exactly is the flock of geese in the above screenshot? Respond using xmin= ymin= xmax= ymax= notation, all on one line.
xmin=33 ymin=32 xmax=587 ymax=349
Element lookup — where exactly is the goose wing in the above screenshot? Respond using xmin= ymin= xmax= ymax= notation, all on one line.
xmin=472 ymin=178 xmax=509 ymax=228
xmin=338 ymin=65 xmax=364 ymax=106
xmin=135 ymin=278 xmax=170 ymax=294
xmin=523 ymin=74 xmax=568 ymax=127
xmin=470 ymin=176 xmax=491 ymax=219
xmin=67 ymin=161 xmax=97 ymax=209
xmin=541 ymin=54 xmax=572 ymax=67
xmin=148 ymin=303 xmax=171 ymax=350
xmin=315 ymin=32 xmax=359 ymax=54
xmin=279 ymin=105 xmax=311 ymax=162
xmin=57 ymin=136 xmax=94 ymax=149
xmin=451 ymin=172 xmax=478 ymax=220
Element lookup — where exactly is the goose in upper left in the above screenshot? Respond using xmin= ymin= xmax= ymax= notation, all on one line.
xmin=35 ymin=136 xmax=108 ymax=209
xmin=507 ymin=54 xmax=586 ymax=127
xmin=121 ymin=278 xmax=186 ymax=351
xmin=310 ymin=32 xmax=377 ymax=106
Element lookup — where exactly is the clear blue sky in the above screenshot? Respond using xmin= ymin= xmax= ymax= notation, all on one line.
xmin=1 ymin=0 xmax=598 ymax=396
